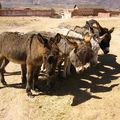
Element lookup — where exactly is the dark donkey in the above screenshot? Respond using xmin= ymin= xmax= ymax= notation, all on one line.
xmin=73 ymin=19 xmax=114 ymax=54
xmin=0 ymin=32 xmax=58 ymax=96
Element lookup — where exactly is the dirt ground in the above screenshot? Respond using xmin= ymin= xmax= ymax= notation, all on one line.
xmin=0 ymin=16 xmax=120 ymax=120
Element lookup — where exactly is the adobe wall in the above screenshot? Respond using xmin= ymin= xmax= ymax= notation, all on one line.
xmin=0 ymin=9 xmax=54 ymax=17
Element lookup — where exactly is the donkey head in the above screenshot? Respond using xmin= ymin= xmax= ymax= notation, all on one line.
xmin=99 ymin=27 xmax=114 ymax=54
xmin=37 ymin=33 xmax=59 ymax=76
xmin=86 ymin=19 xmax=114 ymax=54
xmin=69 ymin=33 xmax=94 ymax=73
xmin=46 ymin=33 xmax=62 ymax=75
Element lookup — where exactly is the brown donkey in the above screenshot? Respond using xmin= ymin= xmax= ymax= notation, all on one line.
xmin=0 ymin=32 xmax=59 ymax=97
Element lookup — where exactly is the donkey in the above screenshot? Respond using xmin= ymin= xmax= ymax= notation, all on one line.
xmin=65 ymin=19 xmax=114 ymax=67
xmin=50 ymin=32 xmax=104 ymax=78
xmin=0 ymin=32 xmax=58 ymax=96
xmin=74 ymin=19 xmax=114 ymax=54
xmin=69 ymin=32 xmax=94 ymax=73
xmin=36 ymin=30 xmax=107 ymax=78
xmin=20 ymin=32 xmax=60 ymax=86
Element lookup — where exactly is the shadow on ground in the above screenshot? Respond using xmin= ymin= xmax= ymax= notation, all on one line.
xmin=4 ymin=71 xmax=21 ymax=76
xmin=1 ymin=54 xmax=120 ymax=106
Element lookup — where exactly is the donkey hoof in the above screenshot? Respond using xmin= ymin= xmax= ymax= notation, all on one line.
xmin=27 ymin=92 xmax=34 ymax=98
xmin=1 ymin=81 xmax=7 ymax=86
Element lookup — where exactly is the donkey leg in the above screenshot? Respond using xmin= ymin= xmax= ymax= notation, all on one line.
xmin=26 ymin=64 xmax=34 ymax=97
xmin=21 ymin=64 xmax=27 ymax=85
xmin=63 ymin=65 xmax=67 ymax=78
xmin=33 ymin=66 xmax=40 ymax=90
xmin=57 ymin=60 xmax=63 ymax=78
xmin=90 ymin=55 xmax=98 ymax=67
xmin=67 ymin=60 xmax=71 ymax=76
xmin=0 ymin=58 xmax=9 ymax=86
xmin=63 ymin=58 xmax=69 ymax=78
xmin=0 ymin=70 xmax=6 ymax=86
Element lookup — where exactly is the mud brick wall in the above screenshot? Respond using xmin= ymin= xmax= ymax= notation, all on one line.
xmin=72 ymin=8 xmax=106 ymax=17
xmin=0 ymin=9 xmax=54 ymax=17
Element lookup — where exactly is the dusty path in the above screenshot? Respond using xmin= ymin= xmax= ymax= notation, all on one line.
xmin=0 ymin=17 xmax=120 ymax=120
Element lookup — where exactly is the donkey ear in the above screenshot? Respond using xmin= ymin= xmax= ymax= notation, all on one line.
xmin=83 ymin=32 xmax=91 ymax=43
xmin=86 ymin=21 xmax=94 ymax=33
xmin=37 ymin=33 xmax=44 ymax=39
xmin=54 ymin=33 xmax=61 ymax=43
xmin=49 ymin=37 xmax=54 ymax=45
xmin=109 ymin=27 xmax=114 ymax=34
xmin=74 ymin=47 xmax=78 ymax=53
xmin=37 ymin=33 xmax=46 ymax=44
xmin=98 ymin=33 xmax=107 ymax=43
